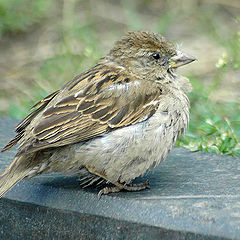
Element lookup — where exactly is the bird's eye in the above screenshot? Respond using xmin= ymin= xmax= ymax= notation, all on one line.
xmin=152 ymin=52 xmax=161 ymax=60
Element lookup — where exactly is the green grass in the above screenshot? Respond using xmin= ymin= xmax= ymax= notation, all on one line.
xmin=0 ymin=0 xmax=51 ymax=35
xmin=177 ymin=77 xmax=240 ymax=157
xmin=177 ymin=15 xmax=240 ymax=156
xmin=1 ymin=0 xmax=239 ymax=157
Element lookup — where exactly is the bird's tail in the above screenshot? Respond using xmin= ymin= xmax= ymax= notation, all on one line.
xmin=0 ymin=154 xmax=35 ymax=198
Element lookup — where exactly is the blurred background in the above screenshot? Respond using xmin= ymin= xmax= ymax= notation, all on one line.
xmin=0 ymin=0 xmax=239 ymax=156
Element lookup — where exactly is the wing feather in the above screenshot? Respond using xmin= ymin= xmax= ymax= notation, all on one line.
xmin=4 ymin=65 xmax=163 ymax=155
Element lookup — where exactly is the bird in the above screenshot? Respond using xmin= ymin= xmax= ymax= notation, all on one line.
xmin=0 ymin=31 xmax=196 ymax=199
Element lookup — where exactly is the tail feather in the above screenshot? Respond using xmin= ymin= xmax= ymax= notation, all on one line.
xmin=0 ymin=154 xmax=36 ymax=198
xmin=0 ymin=169 xmax=30 ymax=198
xmin=1 ymin=132 xmax=23 ymax=153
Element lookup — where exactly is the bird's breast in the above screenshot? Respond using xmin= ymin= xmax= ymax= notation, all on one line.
xmin=73 ymin=94 xmax=190 ymax=183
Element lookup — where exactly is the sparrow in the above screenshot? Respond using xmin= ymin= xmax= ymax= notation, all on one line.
xmin=0 ymin=31 xmax=196 ymax=199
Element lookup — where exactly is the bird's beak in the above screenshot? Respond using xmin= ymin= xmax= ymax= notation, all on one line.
xmin=169 ymin=51 xmax=197 ymax=68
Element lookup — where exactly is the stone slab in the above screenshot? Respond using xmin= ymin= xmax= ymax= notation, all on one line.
xmin=0 ymin=116 xmax=239 ymax=240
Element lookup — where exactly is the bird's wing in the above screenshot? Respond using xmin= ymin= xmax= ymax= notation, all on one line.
xmin=6 ymin=65 xmax=163 ymax=155
xmin=1 ymin=90 xmax=60 ymax=152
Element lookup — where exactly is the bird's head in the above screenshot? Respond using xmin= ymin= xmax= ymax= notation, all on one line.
xmin=106 ymin=31 xmax=196 ymax=83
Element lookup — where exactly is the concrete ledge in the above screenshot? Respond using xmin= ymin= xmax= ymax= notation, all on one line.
xmin=0 ymin=116 xmax=239 ymax=240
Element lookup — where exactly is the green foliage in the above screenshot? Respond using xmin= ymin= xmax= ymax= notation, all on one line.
xmin=178 ymin=117 xmax=240 ymax=157
xmin=0 ymin=0 xmax=50 ymax=34
xmin=177 ymin=17 xmax=240 ymax=157
xmin=177 ymin=74 xmax=240 ymax=156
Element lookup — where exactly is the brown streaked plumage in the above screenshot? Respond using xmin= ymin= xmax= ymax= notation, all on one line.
xmin=0 ymin=31 xmax=196 ymax=198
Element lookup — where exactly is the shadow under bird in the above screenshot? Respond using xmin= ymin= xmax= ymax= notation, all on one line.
xmin=0 ymin=31 xmax=196 ymax=199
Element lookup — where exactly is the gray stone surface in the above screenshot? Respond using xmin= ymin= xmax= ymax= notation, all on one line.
xmin=0 ymin=116 xmax=240 ymax=240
